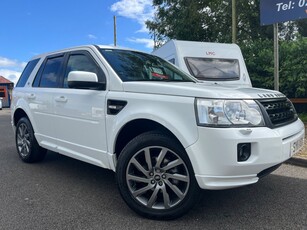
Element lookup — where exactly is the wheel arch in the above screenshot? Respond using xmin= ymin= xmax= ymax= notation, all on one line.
xmin=13 ymin=108 xmax=30 ymax=127
xmin=114 ymin=119 xmax=183 ymax=159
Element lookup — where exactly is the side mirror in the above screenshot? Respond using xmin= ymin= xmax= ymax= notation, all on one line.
xmin=67 ymin=71 xmax=106 ymax=90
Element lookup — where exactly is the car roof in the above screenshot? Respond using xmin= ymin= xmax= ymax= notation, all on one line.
xmin=31 ymin=45 xmax=142 ymax=61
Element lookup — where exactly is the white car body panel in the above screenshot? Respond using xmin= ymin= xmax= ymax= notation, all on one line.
xmin=53 ymin=88 xmax=109 ymax=168
xmin=105 ymin=91 xmax=198 ymax=152
xmin=186 ymin=119 xmax=304 ymax=189
xmin=122 ymin=81 xmax=284 ymax=99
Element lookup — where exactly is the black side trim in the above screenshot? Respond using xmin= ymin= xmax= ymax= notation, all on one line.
xmin=107 ymin=100 xmax=127 ymax=115
xmin=68 ymin=81 xmax=106 ymax=90
xmin=257 ymin=163 xmax=282 ymax=179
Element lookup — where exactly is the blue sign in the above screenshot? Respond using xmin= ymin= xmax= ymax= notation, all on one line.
xmin=260 ymin=0 xmax=307 ymax=25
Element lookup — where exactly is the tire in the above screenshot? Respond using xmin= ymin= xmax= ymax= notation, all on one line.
xmin=15 ymin=117 xmax=47 ymax=163
xmin=116 ymin=131 xmax=200 ymax=220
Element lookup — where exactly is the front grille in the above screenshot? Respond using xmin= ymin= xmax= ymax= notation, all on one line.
xmin=258 ymin=98 xmax=297 ymax=127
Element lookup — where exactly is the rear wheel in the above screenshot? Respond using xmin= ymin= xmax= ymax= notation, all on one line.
xmin=116 ymin=131 xmax=200 ymax=220
xmin=15 ymin=117 xmax=47 ymax=163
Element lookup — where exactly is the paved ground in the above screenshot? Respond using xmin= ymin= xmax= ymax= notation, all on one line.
xmin=1 ymin=109 xmax=307 ymax=229
xmin=295 ymin=123 xmax=307 ymax=159
xmin=287 ymin=123 xmax=307 ymax=167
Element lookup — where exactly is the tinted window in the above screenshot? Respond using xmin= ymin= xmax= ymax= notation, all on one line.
xmin=99 ymin=49 xmax=194 ymax=82
xmin=16 ymin=59 xmax=40 ymax=87
xmin=185 ymin=57 xmax=240 ymax=81
xmin=64 ymin=54 xmax=104 ymax=88
xmin=39 ymin=56 xmax=64 ymax=88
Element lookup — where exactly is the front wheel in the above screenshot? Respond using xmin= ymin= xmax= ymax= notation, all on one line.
xmin=116 ymin=131 xmax=200 ymax=220
xmin=15 ymin=117 xmax=47 ymax=163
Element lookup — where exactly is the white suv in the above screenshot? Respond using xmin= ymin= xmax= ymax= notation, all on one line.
xmin=11 ymin=45 xmax=305 ymax=219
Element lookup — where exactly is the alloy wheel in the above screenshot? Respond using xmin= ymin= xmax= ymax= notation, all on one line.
xmin=126 ymin=146 xmax=190 ymax=209
xmin=17 ymin=123 xmax=31 ymax=157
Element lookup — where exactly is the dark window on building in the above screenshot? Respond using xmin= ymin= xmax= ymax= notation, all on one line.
xmin=16 ymin=59 xmax=40 ymax=87
xmin=63 ymin=53 xmax=105 ymax=88
xmin=39 ymin=56 xmax=64 ymax=88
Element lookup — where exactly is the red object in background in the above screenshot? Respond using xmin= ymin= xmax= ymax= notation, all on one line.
xmin=0 ymin=76 xmax=14 ymax=108
xmin=0 ymin=87 xmax=5 ymax=97
xmin=0 ymin=86 xmax=8 ymax=107
xmin=151 ymin=72 xmax=169 ymax=80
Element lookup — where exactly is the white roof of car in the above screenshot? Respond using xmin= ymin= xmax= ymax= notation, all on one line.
xmin=31 ymin=45 xmax=142 ymax=60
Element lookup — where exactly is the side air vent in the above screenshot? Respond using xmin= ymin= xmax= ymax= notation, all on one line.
xmin=107 ymin=100 xmax=127 ymax=115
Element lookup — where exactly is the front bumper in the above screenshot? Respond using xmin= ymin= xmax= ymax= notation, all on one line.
xmin=186 ymin=119 xmax=305 ymax=190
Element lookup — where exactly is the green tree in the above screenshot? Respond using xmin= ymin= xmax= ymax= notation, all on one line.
xmin=146 ymin=0 xmax=213 ymax=44
xmin=230 ymin=37 xmax=307 ymax=98
xmin=279 ymin=37 xmax=307 ymax=98
xmin=240 ymin=39 xmax=274 ymax=90
xmin=146 ymin=0 xmax=278 ymax=46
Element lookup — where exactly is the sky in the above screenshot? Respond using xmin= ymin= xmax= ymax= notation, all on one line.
xmin=0 ymin=0 xmax=155 ymax=84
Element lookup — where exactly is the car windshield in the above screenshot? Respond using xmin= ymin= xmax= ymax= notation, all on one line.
xmin=185 ymin=57 xmax=240 ymax=81
xmin=99 ymin=48 xmax=195 ymax=82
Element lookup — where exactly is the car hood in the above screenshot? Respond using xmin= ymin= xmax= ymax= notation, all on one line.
xmin=122 ymin=81 xmax=286 ymax=99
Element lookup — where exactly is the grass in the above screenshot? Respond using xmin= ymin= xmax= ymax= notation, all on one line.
xmin=298 ymin=113 xmax=307 ymax=123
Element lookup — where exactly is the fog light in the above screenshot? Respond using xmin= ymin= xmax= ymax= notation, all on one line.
xmin=237 ymin=143 xmax=251 ymax=162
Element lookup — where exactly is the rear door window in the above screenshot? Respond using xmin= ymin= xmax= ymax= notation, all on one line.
xmin=33 ymin=55 xmax=65 ymax=88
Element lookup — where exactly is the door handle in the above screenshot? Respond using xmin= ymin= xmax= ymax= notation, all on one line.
xmin=27 ymin=93 xmax=36 ymax=99
xmin=55 ymin=96 xmax=68 ymax=103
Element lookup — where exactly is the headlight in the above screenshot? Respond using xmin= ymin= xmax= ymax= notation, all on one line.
xmin=196 ymin=99 xmax=264 ymax=127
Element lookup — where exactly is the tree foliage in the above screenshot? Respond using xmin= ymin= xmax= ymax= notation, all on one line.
xmin=146 ymin=0 xmax=307 ymax=98
xmin=146 ymin=0 xmax=277 ymax=45
xmin=241 ymin=39 xmax=274 ymax=90
xmin=279 ymin=38 xmax=307 ymax=98
xmin=241 ymin=38 xmax=307 ymax=98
